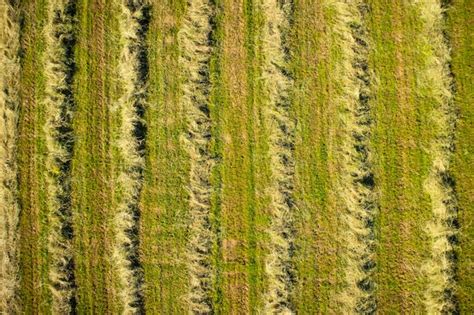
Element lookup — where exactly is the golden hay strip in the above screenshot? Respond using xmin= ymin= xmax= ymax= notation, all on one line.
xmin=260 ymin=0 xmax=295 ymax=313
xmin=327 ymin=1 xmax=378 ymax=313
xmin=0 ymin=1 xmax=20 ymax=313
xmin=43 ymin=0 xmax=77 ymax=312
xmin=178 ymin=0 xmax=215 ymax=313
xmin=416 ymin=0 xmax=459 ymax=313
xmin=112 ymin=0 xmax=149 ymax=313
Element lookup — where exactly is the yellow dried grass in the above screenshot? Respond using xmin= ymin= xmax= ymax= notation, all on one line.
xmin=0 ymin=1 xmax=21 ymax=313
xmin=178 ymin=0 xmax=215 ymax=313
xmin=260 ymin=0 xmax=296 ymax=313
xmin=415 ymin=0 xmax=459 ymax=313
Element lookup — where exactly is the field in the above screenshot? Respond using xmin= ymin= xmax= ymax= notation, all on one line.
xmin=0 ymin=0 xmax=472 ymax=313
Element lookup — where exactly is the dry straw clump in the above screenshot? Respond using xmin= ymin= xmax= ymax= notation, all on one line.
xmin=178 ymin=0 xmax=215 ymax=313
xmin=260 ymin=0 xmax=296 ymax=313
xmin=0 ymin=0 xmax=20 ymax=313
xmin=112 ymin=0 xmax=150 ymax=313
xmin=416 ymin=0 xmax=459 ymax=313
xmin=43 ymin=0 xmax=78 ymax=312
xmin=327 ymin=0 xmax=377 ymax=313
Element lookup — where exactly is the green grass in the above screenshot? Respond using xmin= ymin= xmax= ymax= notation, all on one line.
xmin=71 ymin=0 xmax=120 ymax=312
xmin=140 ymin=0 xmax=189 ymax=313
xmin=17 ymin=0 xmax=51 ymax=312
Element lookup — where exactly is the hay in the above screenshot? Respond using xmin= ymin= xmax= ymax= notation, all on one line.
xmin=0 ymin=1 xmax=21 ymax=313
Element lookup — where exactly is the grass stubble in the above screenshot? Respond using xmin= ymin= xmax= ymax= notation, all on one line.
xmin=417 ymin=0 xmax=459 ymax=313
xmin=43 ymin=0 xmax=78 ymax=312
xmin=179 ymin=0 xmax=215 ymax=313
xmin=0 ymin=0 xmax=20 ymax=312
xmin=111 ymin=0 xmax=150 ymax=313
xmin=328 ymin=0 xmax=378 ymax=313
xmin=260 ymin=0 xmax=296 ymax=313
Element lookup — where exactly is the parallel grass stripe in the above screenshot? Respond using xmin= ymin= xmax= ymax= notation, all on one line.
xmin=112 ymin=0 xmax=150 ymax=313
xmin=179 ymin=0 xmax=215 ymax=312
xmin=43 ymin=0 xmax=77 ymax=312
xmin=260 ymin=0 xmax=295 ymax=313
xmin=0 ymin=1 xmax=21 ymax=312
xmin=417 ymin=0 xmax=459 ymax=313
xmin=328 ymin=1 xmax=378 ymax=313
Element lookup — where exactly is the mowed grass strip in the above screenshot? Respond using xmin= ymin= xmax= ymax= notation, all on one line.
xmin=290 ymin=1 xmax=347 ymax=312
xmin=367 ymin=0 xmax=438 ymax=312
xmin=111 ymin=1 xmax=150 ymax=312
xmin=213 ymin=0 xmax=253 ymax=312
xmin=72 ymin=0 xmax=120 ymax=312
xmin=178 ymin=0 xmax=215 ymax=312
xmin=17 ymin=0 xmax=52 ymax=312
xmin=43 ymin=0 xmax=77 ymax=311
xmin=260 ymin=0 xmax=296 ymax=312
xmin=140 ymin=0 xmax=189 ymax=313
xmin=0 ymin=1 xmax=21 ymax=312
xmin=449 ymin=0 xmax=474 ymax=311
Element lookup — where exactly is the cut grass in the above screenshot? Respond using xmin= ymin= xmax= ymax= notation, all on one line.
xmin=328 ymin=1 xmax=377 ymax=313
xmin=178 ymin=0 xmax=215 ymax=312
xmin=111 ymin=0 xmax=150 ymax=313
xmin=0 ymin=1 xmax=21 ymax=312
xmin=260 ymin=0 xmax=296 ymax=312
xmin=417 ymin=0 xmax=459 ymax=313
xmin=43 ymin=0 xmax=78 ymax=312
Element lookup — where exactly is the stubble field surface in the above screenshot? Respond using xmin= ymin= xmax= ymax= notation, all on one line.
xmin=0 ymin=0 xmax=472 ymax=313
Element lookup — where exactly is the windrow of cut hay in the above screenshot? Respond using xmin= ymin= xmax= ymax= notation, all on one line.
xmin=417 ymin=0 xmax=459 ymax=313
xmin=0 ymin=1 xmax=20 ymax=312
xmin=329 ymin=1 xmax=377 ymax=313
xmin=112 ymin=0 xmax=150 ymax=313
xmin=260 ymin=0 xmax=296 ymax=313
xmin=178 ymin=0 xmax=215 ymax=313
xmin=43 ymin=0 xmax=77 ymax=312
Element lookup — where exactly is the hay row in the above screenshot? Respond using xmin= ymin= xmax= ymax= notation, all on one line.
xmin=328 ymin=1 xmax=378 ymax=313
xmin=43 ymin=0 xmax=78 ymax=313
xmin=0 ymin=1 xmax=21 ymax=313
xmin=417 ymin=0 xmax=459 ymax=313
xmin=178 ymin=0 xmax=215 ymax=313
xmin=260 ymin=0 xmax=296 ymax=313
xmin=112 ymin=0 xmax=150 ymax=313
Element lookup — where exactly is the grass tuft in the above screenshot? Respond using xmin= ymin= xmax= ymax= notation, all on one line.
xmin=0 ymin=0 xmax=21 ymax=313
